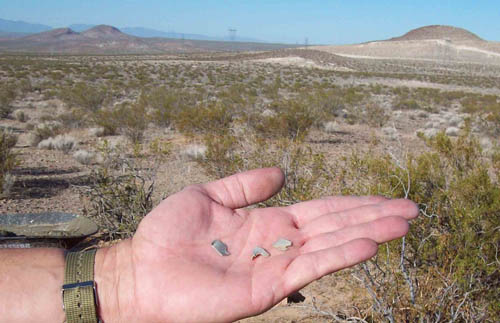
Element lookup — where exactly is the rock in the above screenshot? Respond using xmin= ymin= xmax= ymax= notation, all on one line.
xmin=445 ymin=127 xmax=460 ymax=136
xmin=261 ymin=109 xmax=276 ymax=118
xmin=421 ymin=128 xmax=439 ymax=138
xmin=424 ymin=121 xmax=435 ymax=129
xmin=181 ymin=144 xmax=207 ymax=160
xmin=89 ymin=127 xmax=105 ymax=137
xmin=449 ymin=116 xmax=463 ymax=127
xmin=323 ymin=121 xmax=339 ymax=134
xmin=73 ymin=150 xmax=95 ymax=165
xmin=479 ymin=137 xmax=494 ymax=153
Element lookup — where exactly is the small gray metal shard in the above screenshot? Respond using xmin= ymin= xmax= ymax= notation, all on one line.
xmin=211 ymin=239 xmax=230 ymax=256
xmin=252 ymin=246 xmax=270 ymax=259
xmin=272 ymin=238 xmax=293 ymax=251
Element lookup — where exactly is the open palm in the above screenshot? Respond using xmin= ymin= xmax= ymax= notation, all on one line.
xmin=105 ymin=168 xmax=418 ymax=322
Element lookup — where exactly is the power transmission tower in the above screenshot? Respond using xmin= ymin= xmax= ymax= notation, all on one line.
xmin=304 ymin=37 xmax=309 ymax=48
xmin=228 ymin=28 xmax=237 ymax=41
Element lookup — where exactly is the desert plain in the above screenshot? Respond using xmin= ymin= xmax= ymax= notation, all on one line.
xmin=1 ymin=25 xmax=499 ymax=321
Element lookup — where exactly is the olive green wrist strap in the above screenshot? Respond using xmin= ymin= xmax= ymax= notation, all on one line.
xmin=63 ymin=250 xmax=99 ymax=323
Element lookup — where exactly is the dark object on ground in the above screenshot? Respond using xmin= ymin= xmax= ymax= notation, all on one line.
xmin=0 ymin=212 xmax=97 ymax=249
xmin=287 ymin=291 xmax=306 ymax=304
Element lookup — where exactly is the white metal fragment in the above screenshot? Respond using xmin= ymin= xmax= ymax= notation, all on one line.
xmin=211 ymin=239 xmax=230 ymax=256
xmin=272 ymin=238 xmax=293 ymax=251
xmin=252 ymin=246 xmax=270 ymax=259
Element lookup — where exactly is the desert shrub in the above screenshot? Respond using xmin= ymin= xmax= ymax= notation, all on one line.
xmin=363 ymin=103 xmax=389 ymax=127
xmin=482 ymin=111 xmax=500 ymax=136
xmin=249 ymin=100 xmax=315 ymax=141
xmin=345 ymin=103 xmax=388 ymax=127
xmin=92 ymin=109 xmax=121 ymax=136
xmin=114 ymin=98 xmax=149 ymax=144
xmin=57 ymin=109 xmax=87 ymax=129
xmin=0 ymin=129 xmax=18 ymax=198
xmin=147 ymin=138 xmax=171 ymax=158
xmin=461 ymin=94 xmax=500 ymax=136
xmin=0 ymin=82 xmax=17 ymax=118
xmin=73 ymin=149 xmax=95 ymax=165
xmin=81 ymin=142 xmax=154 ymax=240
xmin=13 ymin=110 xmax=29 ymax=122
xmin=37 ymin=135 xmax=77 ymax=154
xmin=336 ymin=130 xmax=500 ymax=321
xmin=309 ymin=90 xmax=346 ymax=119
xmin=29 ymin=121 xmax=65 ymax=147
xmin=251 ymin=139 xmax=330 ymax=206
xmin=461 ymin=94 xmax=500 ymax=114
xmin=174 ymin=102 xmax=233 ymax=136
xmin=60 ymin=82 xmax=108 ymax=113
xmin=394 ymin=98 xmax=421 ymax=110
xmin=147 ymin=88 xmax=192 ymax=127
xmin=198 ymin=134 xmax=330 ymax=205
xmin=201 ymin=133 xmax=243 ymax=178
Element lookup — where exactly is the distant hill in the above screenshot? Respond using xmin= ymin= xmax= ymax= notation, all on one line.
xmin=68 ymin=24 xmax=96 ymax=32
xmin=390 ymin=25 xmax=483 ymax=42
xmin=21 ymin=28 xmax=81 ymax=42
xmin=0 ymin=31 xmax=30 ymax=40
xmin=1 ymin=18 xmax=266 ymax=43
xmin=0 ymin=18 xmax=52 ymax=33
xmin=0 ymin=24 xmax=297 ymax=54
xmin=314 ymin=25 xmax=500 ymax=65
xmin=80 ymin=25 xmax=132 ymax=40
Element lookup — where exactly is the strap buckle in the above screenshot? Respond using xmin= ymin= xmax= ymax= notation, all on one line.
xmin=62 ymin=280 xmax=99 ymax=311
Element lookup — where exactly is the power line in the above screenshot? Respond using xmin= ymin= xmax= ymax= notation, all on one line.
xmin=228 ymin=28 xmax=237 ymax=41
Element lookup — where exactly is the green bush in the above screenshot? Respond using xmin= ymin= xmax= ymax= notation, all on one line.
xmin=394 ymin=98 xmax=421 ymax=110
xmin=57 ymin=109 xmax=87 ymax=129
xmin=60 ymin=82 xmax=108 ymax=113
xmin=146 ymin=88 xmax=191 ymax=127
xmin=92 ymin=109 xmax=121 ymax=136
xmin=0 ymin=83 xmax=17 ymax=118
xmin=0 ymin=129 xmax=18 ymax=197
xmin=201 ymin=133 xmax=243 ymax=178
xmin=174 ymin=102 xmax=233 ymax=136
xmin=115 ymin=98 xmax=149 ymax=144
xmin=197 ymin=135 xmax=330 ymax=205
xmin=336 ymin=130 xmax=500 ymax=321
xmin=250 ymin=100 xmax=315 ymax=141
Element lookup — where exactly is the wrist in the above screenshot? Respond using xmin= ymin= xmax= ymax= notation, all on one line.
xmin=0 ymin=248 xmax=66 ymax=322
xmin=94 ymin=240 xmax=134 ymax=323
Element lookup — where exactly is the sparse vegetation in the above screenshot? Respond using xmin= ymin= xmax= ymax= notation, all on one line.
xmin=0 ymin=82 xmax=17 ymax=118
xmin=81 ymin=142 xmax=154 ymax=240
xmin=37 ymin=135 xmax=77 ymax=154
xmin=29 ymin=121 xmax=65 ymax=147
xmin=336 ymin=130 xmax=500 ymax=321
xmin=60 ymin=81 xmax=108 ymax=113
xmin=0 ymin=129 xmax=18 ymax=198
xmin=1 ymin=49 xmax=500 ymax=322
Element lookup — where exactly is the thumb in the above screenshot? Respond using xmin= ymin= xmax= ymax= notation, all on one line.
xmin=201 ymin=167 xmax=285 ymax=209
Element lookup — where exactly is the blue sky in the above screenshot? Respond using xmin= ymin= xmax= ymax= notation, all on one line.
xmin=1 ymin=0 xmax=499 ymax=44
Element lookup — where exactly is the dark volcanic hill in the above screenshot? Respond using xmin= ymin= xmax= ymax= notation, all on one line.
xmin=390 ymin=25 xmax=483 ymax=42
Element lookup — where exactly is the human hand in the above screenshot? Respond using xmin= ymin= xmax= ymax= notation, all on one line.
xmin=95 ymin=168 xmax=419 ymax=322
